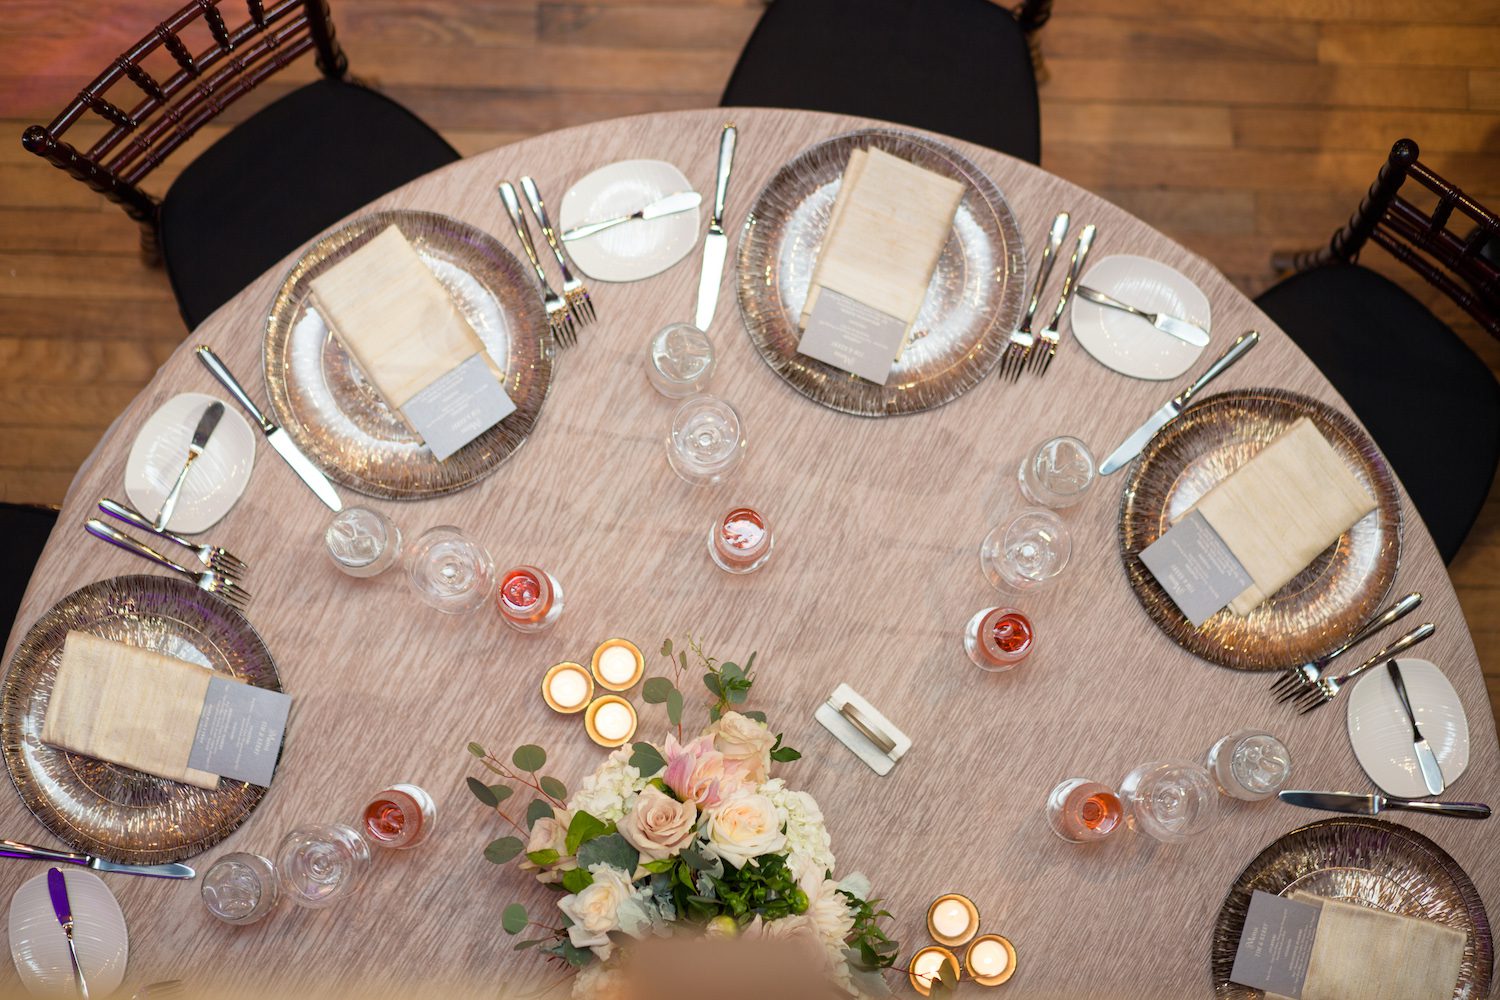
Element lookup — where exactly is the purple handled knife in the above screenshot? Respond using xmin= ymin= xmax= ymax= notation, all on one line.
xmin=48 ymin=867 xmax=89 ymax=998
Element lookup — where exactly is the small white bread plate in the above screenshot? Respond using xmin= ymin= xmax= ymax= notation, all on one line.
xmin=1069 ymin=254 xmax=1211 ymax=381
xmin=558 ymin=160 xmax=701 ymax=283
xmin=9 ymin=868 xmax=129 ymax=997
xmin=1346 ymin=657 xmax=1470 ymax=799
xmin=125 ymin=392 xmax=255 ymax=534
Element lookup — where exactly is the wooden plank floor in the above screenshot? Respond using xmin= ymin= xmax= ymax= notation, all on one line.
xmin=0 ymin=0 xmax=1496 ymax=729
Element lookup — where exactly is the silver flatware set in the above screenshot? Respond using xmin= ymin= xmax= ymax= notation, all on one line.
xmin=999 ymin=212 xmax=1096 ymax=379
xmin=499 ymin=177 xmax=596 ymax=349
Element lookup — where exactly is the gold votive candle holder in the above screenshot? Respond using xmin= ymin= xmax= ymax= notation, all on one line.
xmin=926 ymin=892 xmax=980 ymax=947
xmin=591 ymin=638 xmax=644 ymax=692
xmin=584 ymin=695 xmax=638 ymax=747
xmin=908 ymin=946 xmax=961 ymax=997
xmin=542 ymin=662 xmax=593 ymax=714
xmin=966 ymin=934 xmax=1017 ymax=987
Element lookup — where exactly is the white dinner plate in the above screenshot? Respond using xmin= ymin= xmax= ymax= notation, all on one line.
xmin=124 ymin=392 xmax=255 ymax=534
xmin=1069 ymin=254 xmax=1211 ymax=380
xmin=8 ymin=868 xmax=129 ymax=997
xmin=557 ymin=159 xmax=700 ymax=283
xmin=1346 ymin=657 xmax=1470 ymax=799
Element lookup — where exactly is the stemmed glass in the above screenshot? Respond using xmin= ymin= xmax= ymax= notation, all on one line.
xmin=1119 ymin=761 xmax=1219 ymax=842
xmin=666 ymin=395 xmax=746 ymax=486
xmin=275 ymin=824 xmax=372 ymax=908
xmin=980 ymin=508 xmax=1071 ymax=591
xmin=406 ymin=525 xmax=494 ymax=614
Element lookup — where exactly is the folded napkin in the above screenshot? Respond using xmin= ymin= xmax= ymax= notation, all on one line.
xmin=1186 ymin=417 xmax=1376 ymax=615
xmin=800 ymin=147 xmax=964 ymax=354
xmin=42 ymin=630 xmax=223 ymax=789
xmin=1267 ymin=893 xmax=1465 ymax=1000
xmin=309 ymin=225 xmax=502 ymax=411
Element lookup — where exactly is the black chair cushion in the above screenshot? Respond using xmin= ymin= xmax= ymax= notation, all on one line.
xmin=160 ymin=78 xmax=460 ymax=329
xmin=721 ymin=0 xmax=1040 ymax=163
xmin=0 ymin=503 xmax=58 ymax=640
xmin=1255 ymin=264 xmax=1500 ymax=562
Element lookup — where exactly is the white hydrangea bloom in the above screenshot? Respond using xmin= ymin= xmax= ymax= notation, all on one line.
xmin=568 ymin=747 xmax=646 ymax=823
xmin=759 ymin=778 xmax=835 ymax=880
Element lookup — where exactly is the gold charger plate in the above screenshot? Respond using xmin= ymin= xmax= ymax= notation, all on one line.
xmin=735 ymin=129 xmax=1026 ymax=417
xmin=1119 ymin=388 xmax=1401 ymax=671
xmin=1211 ymin=817 xmax=1493 ymax=999
xmin=1 ymin=576 xmax=282 ymax=864
xmin=264 ymin=210 xmax=552 ymax=500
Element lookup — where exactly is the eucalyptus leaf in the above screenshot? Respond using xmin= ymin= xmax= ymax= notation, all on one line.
xmin=539 ymin=776 xmax=567 ymax=800
xmin=661 ymin=637 xmax=673 ymax=657
xmin=466 ymin=776 xmax=499 ymax=808
xmin=666 ymin=688 xmax=684 ymax=726
xmin=630 ymin=742 xmax=667 ymax=777
xmin=484 ymin=837 xmax=524 ymax=864
xmin=514 ymin=938 xmax=550 ymax=952
xmin=771 ymin=746 xmax=801 ymax=763
xmin=703 ymin=672 xmax=723 ymax=697
xmin=642 ymin=677 xmax=674 ymax=704
xmin=512 ymin=744 xmax=547 ymax=772
xmin=559 ymin=940 xmax=597 ymax=968
xmin=467 ymin=742 xmax=487 ymax=758
xmin=526 ymin=798 xmax=555 ymax=829
xmin=742 ymin=710 xmax=767 ymax=723
xmin=576 ymin=832 xmax=639 ymax=875
xmin=501 ymin=902 xmax=529 ymax=934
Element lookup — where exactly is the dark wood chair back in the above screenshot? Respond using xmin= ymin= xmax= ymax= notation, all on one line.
xmin=1274 ymin=138 xmax=1500 ymax=337
xmin=20 ymin=0 xmax=348 ymax=261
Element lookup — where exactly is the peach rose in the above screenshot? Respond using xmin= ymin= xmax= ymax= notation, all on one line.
xmin=705 ymin=793 xmax=786 ymax=869
xmin=519 ymin=812 xmax=574 ymax=883
xmin=711 ymin=712 xmax=777 ymax=784
xmin=558 ymin=864 xmax=637 ymax=960
xmin=618 ymin=786 xmax=697 ymax=861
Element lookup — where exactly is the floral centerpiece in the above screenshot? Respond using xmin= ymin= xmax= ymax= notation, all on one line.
xmin=467 ymin=637 xmax=899 ymax=997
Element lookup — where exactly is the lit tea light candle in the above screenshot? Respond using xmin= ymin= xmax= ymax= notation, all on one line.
xmin=965 ymin=935 xmax=1017 ymax=987
xmin=964 ymin=607 xmax=1033 ymax=672
xmin=908 ymin=946 xmax=960 ymax=997
xmin=591 ymin=639 xmax=644 ymax=692
xmin=585 ymin=695 xmax=638 ymax=748
xmin=707 ymin=506 xmax=774 ymax=574
xmin=362 ymin=783 xmax=436 ymax=850
xmin=542 ymin=662 xmax=593 ymax=714
xmin=927 ymin=893 xmax=980 ymax=946
xmin=496 ymin=565 xmax=565 ymax=633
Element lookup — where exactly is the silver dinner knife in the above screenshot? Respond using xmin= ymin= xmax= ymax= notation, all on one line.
xmin=154 ymin=400 xmax=223 ymax=530
xmin=1076 ymin=285 xmax=1211 ymax=348
xmin=1 ymin=840 xmax=196 ymax=879
xmin=562 ymin=191 xmax=703 ymax=242
xmin=195 ymin=346 xmax=343 ymax=512
xmin=48 ymin=868 xmax=87 ymax=999
xmin=1279 ymin=790 xmax=1489 ymax=819
xmin=1097 ymin=330 xmax=1260 ymax=475
xmin=694 ymin=123 xmax=737 ymax=331
xmin=1388 ymin=659 xmax=1445 ymax=795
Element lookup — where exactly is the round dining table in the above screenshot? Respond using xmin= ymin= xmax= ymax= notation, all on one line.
xmin=2 ymin=108 xmax=1495 ymax=998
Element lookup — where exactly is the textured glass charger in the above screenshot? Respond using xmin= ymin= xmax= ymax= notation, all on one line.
xmin=1119 ymin=388 xmax=1401 ymax=671
xmin=1211 ymin=817 xmax=1492 ymax=1000
xmin=263 ymin=210 xmax=553 ymax=500
xmin=735 ymin=129 xmax=1026 ymax=416
xmin=0 ymin=576 xmax=282 ymax=863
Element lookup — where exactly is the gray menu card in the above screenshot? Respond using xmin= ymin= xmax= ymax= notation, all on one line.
xmin=401 ymin=353 xmax=516 ymax=461
xmin=1230 ymin=890 xmax=1322 ymax=998
xmin=187 ymin=676 xmax=291 ymax=788
xmin=797 ymin=289 xmax=908 ymax=385
xmin=1138 ymin=510 xmax=1255 ymax=626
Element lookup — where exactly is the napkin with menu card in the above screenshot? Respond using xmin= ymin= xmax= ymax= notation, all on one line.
xmin=1232 ymin=890 xmax=1463 ymax=1000
xmin=42 ymin=631 xmax=290 ymax=789
xmin=309 ymin=225 xmax=515 ymax=461
xmin=795 ymin=148 xmax=964 ymax=385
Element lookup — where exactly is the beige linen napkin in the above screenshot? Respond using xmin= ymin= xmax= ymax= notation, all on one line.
xmin=1186 ymin=417 xmax=1376 ymax=615
xmin=42 ymin=630 xmax=221 ymax=789
xmin=308 ymin=225 xmax=501 ymax=411
xmin=800 ymin=147 xmax=964 ymax=354
xmin=1266 ymin=893 xmax=1465 ymax=1000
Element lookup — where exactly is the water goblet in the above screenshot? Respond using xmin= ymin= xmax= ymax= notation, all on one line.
xmin=406 ymin=525 xmax=494 ymax=614
xmin=275 ymin=823 xmax=371 ymax=909
xmin=979 ymin=508 xmax=1071 ymax=592
xmin=1119 ymin=761 xmax=1219 ymax=842
xmin=1018 ymin=436 xmax=1096 ymax=508
xmin=665 ymin=395 xmax=745 ymax=486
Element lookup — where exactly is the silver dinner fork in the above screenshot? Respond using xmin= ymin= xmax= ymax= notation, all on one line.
xmin=520 ymin=176 xmax=596 ymax=327
xmin=97 ymin=498 xmax=247 ymax=580
xmin=1269 ymin=592 xmax=1421 ymax=702
xmin=1000 ymin=211 xmax=1069 ymax=382
xmin=85 ymin=519 xmax=251 ymax=611
xmin=1030 ymin=224 xmax=1096 ymax=376
xmin=1290 ymin=622 xmax=1435 ymax=714
xmin=498 ymin=181 xmax=576 ymax=348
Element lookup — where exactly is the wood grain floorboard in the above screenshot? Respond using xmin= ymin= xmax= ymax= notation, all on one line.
xmin=0 ymin=0 xmax=1495 ymax=734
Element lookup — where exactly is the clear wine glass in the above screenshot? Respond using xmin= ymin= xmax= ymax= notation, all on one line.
xmin=275 ymin=824 xmax=371 ymax=909
xmin=665 ymin=395 xmax=745 ymax=486
xmin=979 ymin=508 xmax=1071 ymax=592
xmin=1119 ymin=761 xmax=1219 ymax=842
xmin=406 ymin=525 xmax=494 ymax=614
